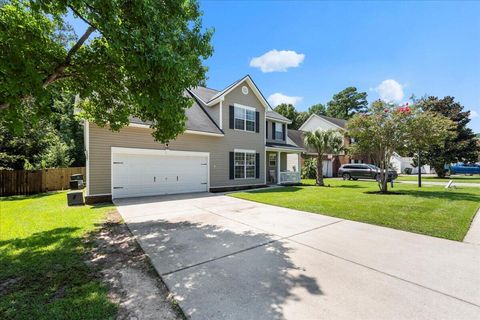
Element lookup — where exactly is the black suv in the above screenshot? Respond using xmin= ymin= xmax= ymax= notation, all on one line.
xmin=338 ymin=164 xmax=398 ymax=181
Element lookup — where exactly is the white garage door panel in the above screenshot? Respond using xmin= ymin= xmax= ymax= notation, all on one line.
xmin=112 ymin=151 xmax=208 ymax=198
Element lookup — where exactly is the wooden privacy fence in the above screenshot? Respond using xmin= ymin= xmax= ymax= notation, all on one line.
xmin=0 ymin=167 xmax=86 ymax=196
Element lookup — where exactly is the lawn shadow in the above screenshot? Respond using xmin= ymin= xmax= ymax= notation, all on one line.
xmin=399 ymin=189 xmax=480 ymax=202
xmin=331 ymin=183 xmax=368 ymax=189
xmin=127 ymin=218 xmax=323 ymax=319
xmin=0 ymin=191 xmax=61 ymax=202
xmin=362 ymin=189 xmax=480 ymax=202
xmin=246 ymin=186 xmax=303 ymax=194
xmin=0 ymin=227 xmax=115 ymax=319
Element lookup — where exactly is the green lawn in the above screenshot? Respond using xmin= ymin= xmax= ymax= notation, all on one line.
xmin=397 ymin=175 xmax=480 ymax=183
xmin=0 ymin=192 xmax=117 ymax=320
xmin=231 ymin=179 xmax=480 ymax=241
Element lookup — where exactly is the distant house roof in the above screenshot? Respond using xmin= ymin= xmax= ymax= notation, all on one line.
xmin=266 ymin=110 xmax=291 ymax=123
xmin=317 ymin=115 xmax=347 ymax=128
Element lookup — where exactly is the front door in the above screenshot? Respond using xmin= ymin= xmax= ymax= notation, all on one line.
xmin=267 ymin=153 xmax=277 ymax=184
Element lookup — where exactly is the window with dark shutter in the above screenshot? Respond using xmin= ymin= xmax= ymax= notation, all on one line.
xmin=265 ymin=120 xmax=268 ymax=138
xmin=229 ymin=152 xmax=234 ymax=179
xmin=282 ymin=124 xmax=286 ymax=140
xmin=271 ymin=122 xmax=275 ymax=140
xmin=229 ymin=106 xmax=234 ymax=129
xmin=255 ymin=112 xmax=260 ymax=133
xmin=255 ymin=153 xmax=260 ymax=178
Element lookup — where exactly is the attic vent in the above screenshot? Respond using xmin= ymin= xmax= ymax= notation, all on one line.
xmin=242 ymin=86 xmax=249 ymax=95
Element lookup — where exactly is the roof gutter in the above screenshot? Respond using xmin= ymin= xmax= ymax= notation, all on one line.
xmin=266 ymin=116 xmax=292 ymax=124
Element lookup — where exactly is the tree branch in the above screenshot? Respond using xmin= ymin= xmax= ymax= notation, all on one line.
xmin=68 ymin=5 xmax=101 ymax=33
xmin=42 ymin=25 xmax=95 ymax=88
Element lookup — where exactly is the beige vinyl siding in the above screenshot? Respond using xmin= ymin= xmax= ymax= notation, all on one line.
xmin=266 ymin=120 xmax=286 ymax=144
xmin=88 ymin=82 xmax=266 ymax=196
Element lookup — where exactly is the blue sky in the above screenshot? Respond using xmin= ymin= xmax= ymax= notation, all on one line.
xmin=67 ymin=1 xmax=480 ymax=132
xmin=199 ymin=0 xmax=480 ymax=132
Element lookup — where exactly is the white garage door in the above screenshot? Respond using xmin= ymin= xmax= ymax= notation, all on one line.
xmin=112 ymin=148 xmax=208 ymax=199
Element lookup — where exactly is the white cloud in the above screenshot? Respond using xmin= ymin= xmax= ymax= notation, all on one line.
xmin=470 ymin=110 xmax=479 ymax=119
xmin=267 ymin=93 xmax=303 ymax=107
xmin=250 ymin=50 xmax=305 ymax=72
xmin=375 ymin=79 xmax=404 ymax=102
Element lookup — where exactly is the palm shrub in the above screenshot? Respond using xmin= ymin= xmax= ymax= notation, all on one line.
xmin=301 ymin=158 xmax=317 ymax=179
xmin=303 ymin=129 xmax=344 ymax=186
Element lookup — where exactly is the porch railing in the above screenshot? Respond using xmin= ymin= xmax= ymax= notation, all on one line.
xmin=279 ymin=171 xmax=301 ymax=184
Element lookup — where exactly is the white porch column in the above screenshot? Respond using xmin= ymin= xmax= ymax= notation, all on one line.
xmin=277 ymin=151 xmax=281 ymax=184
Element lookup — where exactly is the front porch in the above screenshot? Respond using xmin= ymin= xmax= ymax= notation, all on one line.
xmin=265 ymin=148 xmax=302 ymax=185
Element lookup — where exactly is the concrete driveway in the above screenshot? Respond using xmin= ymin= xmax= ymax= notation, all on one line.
xmin=115 ymin=193 xmax=480 ymax=320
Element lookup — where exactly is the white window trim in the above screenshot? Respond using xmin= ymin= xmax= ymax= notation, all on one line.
xmin=234 ymin=149 xmax=256 ymax=180
xmin=269 ymin=153 xmax=276 ymax=166
xmin=233 ymin=103 xmax=256 ymax=133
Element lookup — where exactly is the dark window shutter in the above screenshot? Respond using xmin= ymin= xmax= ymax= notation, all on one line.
xmin=229 ymin=152 xmax=234 ymax=179
xmin=265 ymin=121 xmax=268 ymax=138
xmin=272 ymin=122 xmax=275 ymax=140
xmin=229 ymin=105 xmax=234 ymax=129
xmin=255 ymin=112 xmax=260 ymax=133
xmin=255 ymin=153 xmax=260 ymax=179
xmin=282 ymin=124 xmax=286 ymax=141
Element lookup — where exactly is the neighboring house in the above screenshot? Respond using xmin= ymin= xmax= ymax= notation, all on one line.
xmin=84 ymin=75 xmax=304 ymax=202
xmin=390 ymin=152 xmax=431 ymax=174
xmin=287 ymin=114 xmax=367 ymax=177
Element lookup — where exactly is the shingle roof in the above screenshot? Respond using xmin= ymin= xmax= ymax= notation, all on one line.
xmin=130 ymin=89 xmax=223 ymax=135
xmin=184 ymin=99 xmax=223 ymax=134
xmin=317 ymin=115 xmax=347 ymax=128
xmin=287 ymin=129 xmax=305 ymax=149
xmin=189 ymin=86 xmax=219 ymax=103
xmin=265 ymin=142 xmax=304 ymax=150
xmin=266 ymin=110 xmax=291 ymax=123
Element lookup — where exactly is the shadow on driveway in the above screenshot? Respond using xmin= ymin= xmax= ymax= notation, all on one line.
xmin=126 ymin=218 xmax=323 ymax=319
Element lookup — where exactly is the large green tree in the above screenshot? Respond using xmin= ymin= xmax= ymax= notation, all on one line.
xmin=347 ymin=100 xmax=453 ymax=193
xmin=308 ymin=103 xmax=326 ymax=116
xmin=0 ymin=0 xmax=213 ymax=142
xmin=327 ymin=87 xmax=368 ymax=119
xmin=418 ymin=96 xmax=479 ymax=177
xmin=273 ymin=103 xmax=307 ymax=130
xmin=0 ymin=92 xmax=84 ymax=169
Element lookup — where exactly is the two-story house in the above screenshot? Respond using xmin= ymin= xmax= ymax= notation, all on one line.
xmin=84 ymin=75 xmax=304 ymax=202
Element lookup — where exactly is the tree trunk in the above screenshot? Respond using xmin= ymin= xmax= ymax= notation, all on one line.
xmin=433 ymin=162 xmax=446 ymax=178
xmin=417 ymin=150 xmax=422 ymax=188
xmin=379 ymin=158 xmax=388 ymax=194
xmin=316 ymin=155 xmax=324 ymax=186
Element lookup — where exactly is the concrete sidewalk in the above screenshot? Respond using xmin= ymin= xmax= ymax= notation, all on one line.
xmin=115 ymin=193 xmax=480 ymax=320
xmin=465 ymin=209 xmax=480 ymax=245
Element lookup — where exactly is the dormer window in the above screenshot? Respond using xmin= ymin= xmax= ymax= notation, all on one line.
xmin=234 ymin=105 xmax=256 ymax=132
